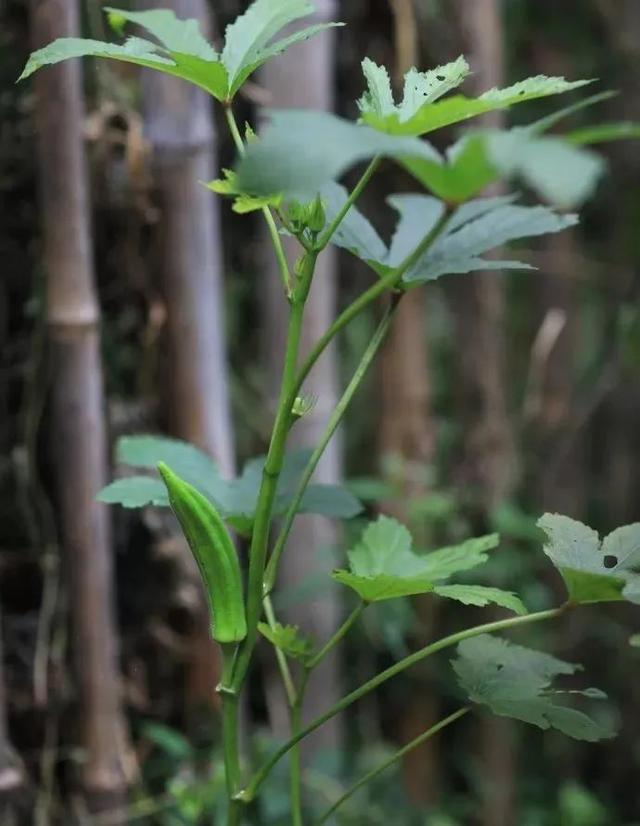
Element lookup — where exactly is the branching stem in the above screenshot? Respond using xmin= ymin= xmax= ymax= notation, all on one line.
xmin=239 ymin=604 xmax=569 ymax=800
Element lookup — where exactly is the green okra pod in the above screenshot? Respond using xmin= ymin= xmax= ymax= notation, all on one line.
xmin=157 ymin=462 xmax=247 ymax=644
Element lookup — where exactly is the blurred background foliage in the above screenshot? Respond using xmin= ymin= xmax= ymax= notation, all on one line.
xmin=1 ymin=0 xmax=639 ymax=823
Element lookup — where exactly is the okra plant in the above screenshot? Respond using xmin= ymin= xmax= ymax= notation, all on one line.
xmin=21 ymin=1 xmax=640 ymax=823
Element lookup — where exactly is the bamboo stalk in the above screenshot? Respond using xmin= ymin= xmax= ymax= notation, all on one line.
xmin=30 ymin=0 xmax=128 ymax=813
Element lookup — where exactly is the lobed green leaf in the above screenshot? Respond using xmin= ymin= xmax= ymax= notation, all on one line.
xmin=20 ymin=0 xmax=340 ymax=102
xmin=538 ymin=514 xmax=640 ymax=605
xmin=453 ymin=635 xmax=615 ymax=741
xmin=359 ymin=58 xmax=593 ymax=137
xmin=333 ymin=516 xmax=520 ymax=609
xmin=257 ymin=621 xmax=314 ymax=662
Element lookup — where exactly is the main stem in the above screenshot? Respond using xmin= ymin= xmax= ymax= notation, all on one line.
xmin=233 ymin=252 xmax=317 ymax=693
xmin=240 ymin=604 xmax=569 ymax=800
xmin=263 ymin=302 xmax=400 ymax=593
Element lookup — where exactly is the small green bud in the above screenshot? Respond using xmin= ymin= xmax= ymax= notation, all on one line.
xmin=305 ymin=195 xmax=326 ymax=233
xmin=292 ymin=393 xmax=317 ymax=419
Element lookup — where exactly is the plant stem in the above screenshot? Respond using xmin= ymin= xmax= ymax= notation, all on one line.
xmin=232 ymin=251 xmax=317 ymax=693
xmin=224 ymin=104 xmax=292 ymax=298
xmin=290 ymin=697 xmax=305 ymax=826
xmin=263 ymin=595 xmax=296 ymax=706
xmin=263 ymin=302 xmax=400 ymax=593
xmin=306 ymin=603 xmax=366 ymax=672
xmin=219 ymin=645 xmax=242 ymax=825
xmin=316 ymin=156 xmax=381 ymax=250
xmin=315 ymin=707 xmax=470 ymax=824
xmin=292 ymin=208 xmax=452 ymax=404
xmin=222 ymin=694 xmax=242 ymax=826
xmin=239 ymin=604 xmax=569 ymax=800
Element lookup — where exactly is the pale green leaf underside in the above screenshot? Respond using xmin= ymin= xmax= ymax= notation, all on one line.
xmin=359 ymin=59 xmax=593 ymax=137
xmin=538 ymin=513 xmax=640 ymax=604
xmin=97 ymin=436 xmax=362 ymax=530
xmin=257 ymin=621 xmax=314 ymax=661
xmin=104 ymin=7 xmax=217 ymax=59
xmin=97 ymin=476 xmax=168 ymax=508
xmin=402 ymin=128 xmax=605 ymax=208
xmin=20 ymin=1 xmax=340 ymax=101
xmin=234 ymin=110 xmax=441 ymax=198
xmin=453 ymin=635 xmax=614 ymax=741
xmin=329 ymin=193 xmax=574 ymax=286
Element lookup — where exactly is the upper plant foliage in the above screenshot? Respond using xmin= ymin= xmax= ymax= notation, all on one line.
xmin=19 ymin=0 xmax=341 ymax=101
xmin=357 ymin=57 xmax=592 ymax=136
xmin=333 ymin=516 xmax=526 ymax=612
xmin=453 ymin=635 xmax=614 ymax=741
xmin=538 ymin=514 xmax=640 ymax=605
xmin=98 ymin=436 xmax=362 ymax=534
xmin=233 ymin=110 xmax=605 ymax=210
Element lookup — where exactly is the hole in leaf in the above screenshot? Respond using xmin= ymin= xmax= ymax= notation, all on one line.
xmin=603 ymin=555 xmax=618 ymax=569
xmin=436 ymin=75 xmax=445 ymax=81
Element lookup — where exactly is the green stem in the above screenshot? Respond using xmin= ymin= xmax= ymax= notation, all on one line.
xmin=290 ymin=698 xmax=305 ymax=826
xmin=232 ymin=251 xmax=318 ymax=692
xmin=263 ymin=595 xmax=296 ymax=706
xmin=315 ymin=707 xmax=470 ymax=824
xmin=263 ymin=302 xmax=400 ymax=594
xmin=293 ymin=207 xmax=452 ymax=405
xmin=306 ymin=603 xmax=366 ymax=672
xmin=219 ymin=645 xmax=242 ymax=825
xmin=316 ymin=156 xmax=381 ymax=250
xmin=239 ymin=605 xmax=568 ymax=800
xmin=224 ymin=104 xmax=292 ymax=298
xmin=222 ymin=694 xmax=242 ymax=826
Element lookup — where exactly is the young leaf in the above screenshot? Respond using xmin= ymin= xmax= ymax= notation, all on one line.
xmin=205 ymin=169 xmax=283 ymax=214
xmin=358 ymin=56 xmax=470 ymax=125
xmin=234 ymin=110 xmax=441 ymax=198
xmin=359 ymin=59 xmax=592 ymax=137
xmin=257 ymin=621 xmax=314 ymax=662
xmin=433 ymin=585 xmax=527 ymax=615
xmin=538 ymin=514 xmax=640 ymax=605
xmin=453 ymin=635 xmax=615 ymax=741
xmin=97 ymin=476 xmax=168 ymax=508
xmin=222 ymin=0 xmax=343 ymax=97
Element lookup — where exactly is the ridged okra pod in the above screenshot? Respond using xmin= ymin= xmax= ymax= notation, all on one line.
xmin=157 ymin=462 xmax=247 ymax=644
